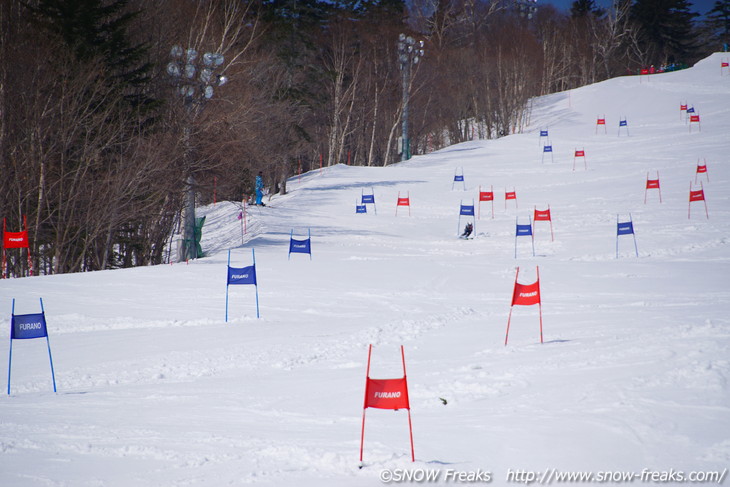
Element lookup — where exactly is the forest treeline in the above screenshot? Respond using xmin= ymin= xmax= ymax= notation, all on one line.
xmin=1 ymin=0 xmax=727 ymax=275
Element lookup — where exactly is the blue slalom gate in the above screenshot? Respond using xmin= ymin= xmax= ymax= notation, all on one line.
xmin=361 ymin=188 xmax=377 ymax=214
xmin=452 ymin=167 xmax=466 ymax=191
xmin=7 ymin=298 xmax=57 ymax=395
xmin=458 ymin=200 xmax=476 ymax=237
xmin=618 ymin=118 xmax=630 ymax=136
xmin=541 ymin=142 xmax=554 ymax=163
xmin=515 ymin=216 xmax=535 ymax=258
xmin=289 ymin=229 xmax=312 ymax=260
xmin=226 ymin=248 xmax=260 ymax=320
xmin=616 ymin=214 xmax=638 ymax=258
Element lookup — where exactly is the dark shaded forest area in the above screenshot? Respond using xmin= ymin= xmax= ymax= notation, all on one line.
xmin=1 ymin=0 xmax=727 ymax=275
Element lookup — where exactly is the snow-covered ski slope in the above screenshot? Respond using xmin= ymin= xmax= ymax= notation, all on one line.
xmin=1 ymin=53 xmax=729 ymax=487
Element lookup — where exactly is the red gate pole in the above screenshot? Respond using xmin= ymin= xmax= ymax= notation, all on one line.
xmin=504 ymin=267 xmax=520 ymax=346
xmin=24 ymin=215 xmax=33 ymax=276
xmin=537 ymin=266 xmax=543 ymax=344
xmin=478 ymin=185 xmax=481 ymax=220
xmin=546 ymin=207 xmax=553 ymax=241
xmin=401 ymin=345 xmax=415 ymax=462
xmin=2 ymin=218 xmax=6 ymax=279
xmin=359 ymin=344 xmax=373 ymax=464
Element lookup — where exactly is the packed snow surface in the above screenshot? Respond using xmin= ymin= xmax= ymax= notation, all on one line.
xmin=1 ymin=54 xmax=729 ymax=486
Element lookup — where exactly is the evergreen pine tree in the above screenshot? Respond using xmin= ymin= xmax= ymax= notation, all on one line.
xmin=630 ymin=0 xmax=701 ymax=64
xmin=706 ymin=0 xmax=730 ymax=49
xmin=23 ymin=0 xmax=155 ymax=112
xmin=570 ymin=0 xmax=605 ymax=18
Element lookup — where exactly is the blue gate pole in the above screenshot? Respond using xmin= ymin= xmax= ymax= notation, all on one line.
xmin=530 ymin=216 xmax=535 ymax=257
xmin=40 ymin=299 xmax=57 ymax=393
xmin=7 ymin=299 xmax=14 ymax=394
xmin=633 ymin=233 xmax=639 ymax=257
xmin=616 ymin=214 xmax=620 ymax=259
xmin=616 ymin=213 xmax=619 ymax=259
xmin=225 ymin=250 xmax=231 ymax=322
xmin=253 ymin=248 xmax=260 ymax=318
xmin=45 ymin=338 xmax=56 ymax=393
xmin=7 ymin=339 xmax=12 ymax=395
xmin=630 ymin=213 xmax=639 ymax=257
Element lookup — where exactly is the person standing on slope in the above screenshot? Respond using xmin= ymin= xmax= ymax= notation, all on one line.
xmin=255 ymin=171 xmax=265 ymax=206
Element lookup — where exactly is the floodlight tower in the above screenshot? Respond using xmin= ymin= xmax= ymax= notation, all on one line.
xmin=398 ymin=34 xmax=424 ymax=162
xmin=515 ymin=0 xmax=538 ymax=19
xmin=167 ymin=46 xmax=227 ymax=260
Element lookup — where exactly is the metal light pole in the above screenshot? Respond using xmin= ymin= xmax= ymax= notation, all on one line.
xmin=167 ymin=46 xmax=227 ymax=261
xmin=398 ymin=34 xmax=424 ymax=162
xmin=515 ymin=0 xmax=538 ymax=19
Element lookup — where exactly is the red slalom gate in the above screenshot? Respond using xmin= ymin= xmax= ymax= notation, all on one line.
xmin=505 ymin=188 xmax=517 ymax=210
xmin=644 ymin=171 xmax=662 ymax=203
xmin=639 ymin=68 xmax=650 ymax=83
xmin=688 ymin=182 xmax=708 ymax=219
xmin=595 ymin=115 xmax=606 ymax=134
xmin=359 ymin=345 xmax=414 ymax=464
xmin=505 ymin=266 xmax=543 ymax=346
xmin=479 ymin=185 xmax=494 ymax=219
xmin=395 ymin=191 xmax=411 ymax=216
xmin=689 ymin=114 xmax=701 ymax=133
xmin=573 ymin=148 xmax=586 ymax=171
xmin=2 ymin=216 xmax=34 ymax=278
xmin=695 ymin=159 xmax=709 ymax=183
xmin=533 ymin=206 xmax=554 ymax=241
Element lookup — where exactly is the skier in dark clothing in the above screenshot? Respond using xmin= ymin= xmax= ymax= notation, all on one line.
xmin=461 ymin=222 xmax=473 ymax=238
